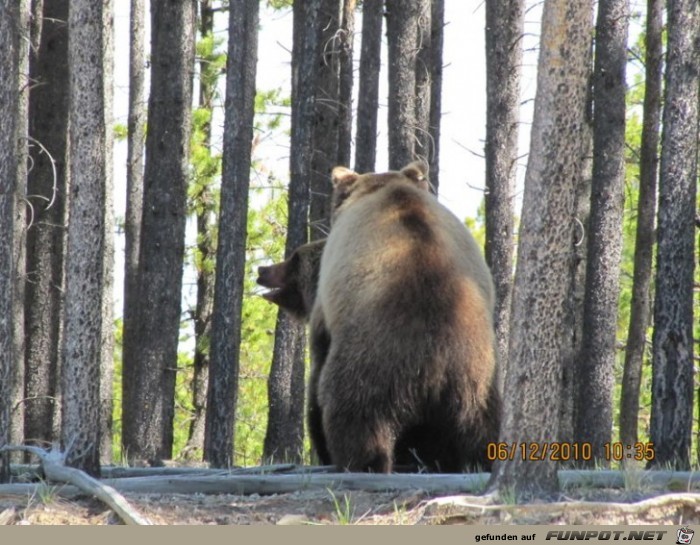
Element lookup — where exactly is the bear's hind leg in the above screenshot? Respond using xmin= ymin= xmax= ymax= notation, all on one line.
xmin=323 ymin=412 xmax=395 ymax=473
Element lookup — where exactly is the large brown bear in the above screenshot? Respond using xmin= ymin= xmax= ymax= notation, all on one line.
xmin=309 ymin=161 xmax=500 ymax=473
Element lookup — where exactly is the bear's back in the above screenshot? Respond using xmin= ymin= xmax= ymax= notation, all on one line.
xmin=318 ymin=179 xmax=494 ymax=333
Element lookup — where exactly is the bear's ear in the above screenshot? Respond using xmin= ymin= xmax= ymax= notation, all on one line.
xmin=400 ymin=160 xmax=428 ymax=181
xmin=331 ymin=166 xmax=360 ymax=217
xmin=400 ymin=161 xmax=431 ymax=192
xmin=331 ymin=166 xmax=358 ymax=189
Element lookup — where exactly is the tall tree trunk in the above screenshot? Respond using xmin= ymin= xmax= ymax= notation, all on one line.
xmin=336 ymin=0 xmax=356 ymax=168
xmin=649 ymin=0 xmax=699 ymax=470
xmin=484 ymin=0 xmax=523 ymax=393
xmin=413 ymin=0 xmax=431 ymax=165
xmin=24 ymin=0 xmax=69 ymax=452
xmin=385 ymin=0 xmax=419 ymax=169
xmin=559 ymin=111 xmax=593 ymax=445
xmin=122 ymin=0 xmax=146 ymax=461
xmin=100 ymin=0 xmax=115 ymax=466
xmin=186 ymin=0 xmax=217 ymax=460
xmin=490 ymin=0 xmax=593 ymax=500
xmin=122 ymin=0 xmax=196 ymax=463
xmin=574 ymin=0 xmax=629 ymax=464
xmin=11 ymin=0 xmax=31 ymax=458
xmin=204 ymin=0 xmax=259 ymax=468
xmin=263 ymin=0 xmax=322 ymax=464
xmin=0 ymin=0 xmax=21 ymax=483
xmin=619 ymin=0 xmax=663 ymax=448
xmin=353 ymin=0 xmax=382 ymax=173
xmin=309 ymin=0 xmax=341 ymax=241
xmin=62 ymin=0 xmax=106 ymax=475
xmin=427 ymin=0 xmax=444 ymax=192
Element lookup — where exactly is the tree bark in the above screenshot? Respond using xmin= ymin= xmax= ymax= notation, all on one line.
xmin=186 ymin=0 xmax=217 ymax=460
xmin=427 ymin=0 xmax=444 ymax=192
xmin=0 ymin=0 xmax=21 ymax=483
xmin=24 ymin=0 xmax=69 ymax=452
xmin=575 ymin=0 xmax=629 ymax=464
xmin=385 ymin=0 xmax=419 ymax=169
xmin=619 ymin=0 xmax=662 ymax=449
xmin=484 ymin=0 xmax=523 ymax=393
xmin=100 ymin=0 xmax=115 ymax=466
xmin=490 ymin=0 xmax=593 ymax=500
xmin=204 ymin=0 xmax=259 ymax=468
xmin=413 ymin=0 xmax=431 ymax=165
xmin=649 ymin=0 xmax=699 ymax=470
xmin=559 ymin=113 xmax=592 ymax=446
xmin=336 ymin=0 xmax=356 ymax=168
xmin=308 ymin=0 xmax=342 ymax=240
xmin=122 ymin=0 xmax=146 ymax=462
xmin=353 ymin=0 xmax=382 ymax=173
xmin=10 ymin=0 xmax=31 ymax=459
xmin=122 ymin=0 xmax=196 ymax=463
xmin=263 ymin=0 xmax=322 ymax=464
xmin=62 ymin=0 xmax=106 ymax=475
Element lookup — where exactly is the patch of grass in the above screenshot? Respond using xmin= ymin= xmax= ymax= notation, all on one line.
xmin=328 ymin=489 xmax=355 ymax=525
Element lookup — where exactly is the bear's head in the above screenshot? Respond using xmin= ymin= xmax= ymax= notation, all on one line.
xmin=330 ymin=161 xmax=430 ymax=223
xmin=256 ymin=238 xmax=325 ymax=321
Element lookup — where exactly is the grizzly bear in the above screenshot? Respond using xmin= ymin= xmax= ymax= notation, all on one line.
xmin=256 ymin=238 xmax=326 ymax=321
xmin=309 ymin=161 xmax=500 ymax=473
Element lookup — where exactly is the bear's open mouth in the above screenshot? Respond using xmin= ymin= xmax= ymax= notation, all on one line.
xmin=259 ymin=287 xmax=281 ymax=301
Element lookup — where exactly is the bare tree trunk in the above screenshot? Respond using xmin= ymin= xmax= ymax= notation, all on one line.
xmin=100 ymin=0 xmax=115 ymax=466
xmin=559 ymin=113 xmax=592 ymax=446
xmin=619 ymin=0 xmax=663 ymax=448
xmin=413 ymin=0 xmax=431 ymax=165
xmin=122 ymin=1 xmax=196 ymax=463
xmin=0 ymin=0 xmax=21 ymax=483
xmin=122 ymin=0 xmax=146 ymax=462
xmin=11 ymin=0 xmax=31 ymax=458
xmin=649 ymin=0 xmax=699 ymax=470
xmin=427 ymin=0 xmax=444 ymax=192
xmin=353 ymin=0 xmax=382 ymax=173
xmin=25 ymin=0 xmax=69 ymax=452
xmin=204 ymin=0 xmax=259 ymax=468
xmin=385 ymin=0 xmax=419 ymax=169
xmin=490 ymin=0 xmax=593 ymax=500
xmin=574 ymin=0 xmax=629 ymax=465
xmin=263 ymin=0 xmax=322 ymax=464
xmin=336 ymin=0 xmax=356 ymax=167
xmin=186 ymin=0 xmax=217 ymax=460
xmin=484 ymin=0 xmax=523 ymax=392
xmin=62 ymin=0 xmax=106 ymax=475
xmin=308 ymin=0 xmax=341 ymax=240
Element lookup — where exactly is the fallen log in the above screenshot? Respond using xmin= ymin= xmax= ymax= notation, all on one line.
xmin=420 ymin=492 xmax=700 ymax=523
xmin=0 ymin=445 xmax=151 ymax=525
xmin=1 ymin=466 xmax=700 ymax=500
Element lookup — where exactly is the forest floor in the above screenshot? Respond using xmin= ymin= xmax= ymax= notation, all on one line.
xmin=2 ymin=485 xmax=700 ymax=525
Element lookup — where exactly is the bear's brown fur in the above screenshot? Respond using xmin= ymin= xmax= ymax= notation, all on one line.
xmin=309 ymin=162 xmax=500 ymax=473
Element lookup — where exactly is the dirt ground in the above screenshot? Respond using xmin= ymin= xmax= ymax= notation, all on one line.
xmin=2 ymin=486 xmax=700 ymax=525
